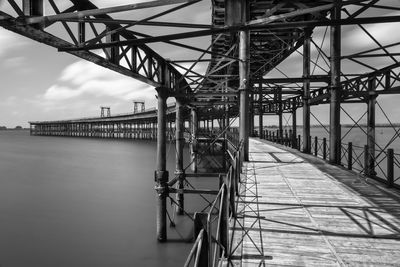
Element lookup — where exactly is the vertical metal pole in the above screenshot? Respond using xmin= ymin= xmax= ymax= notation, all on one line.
xmin=323 ymin=138 xmax=327 ymax=160
xmin=367 ymin=78 xmax=377 ymax=177
xmin=249 ymin=90 xmax=254 ymax=137
xmin=364 ymin=145 xmax=369 ymax=175
xmin=292 ymin=108 xmax=297 ymax=149
xmin=155 ymin=87 xmax=169 ymax=242
xmin=23 ymin=0 xmax=44 ymax=29
xmin=329 ymin=0 xmax=342 ymax=164
xmin=347 ymin=142 xmax=353 ymax=170
xmin=191 ymin=108 xmax=198 ymax=173
xmin=387 ymin=148 xmax=394 ymax=187
xmin=175 ymin=98 xmax=185 ymax=215
xmin=278 ymin=88 xmax=283 ymax=144
xmin=220 ymin=184 xmax=229 ymax=257
xmin=314 ymin=137 xmax=318 ymax=156
xmin=258 ymin=82 xmax=264 ymax=139
xmin=238 ymin=1 xmax=250 ymax=161
xmin=303 ymin=28 xmax=311 ymax=153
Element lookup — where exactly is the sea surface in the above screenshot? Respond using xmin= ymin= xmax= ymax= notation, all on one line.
xmin=0 ymin=130 xmax=216 ymax=267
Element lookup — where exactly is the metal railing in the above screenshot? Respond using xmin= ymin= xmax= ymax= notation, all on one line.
xmin=184 ymin=142 xmax=242 ymax=267
xmin=261 ymin=130 xmax=400 ymax=189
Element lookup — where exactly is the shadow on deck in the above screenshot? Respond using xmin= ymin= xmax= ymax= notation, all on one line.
xmin=228 ymin=138 xmax=400 ymax=266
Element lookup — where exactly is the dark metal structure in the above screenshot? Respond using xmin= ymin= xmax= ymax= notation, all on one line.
xmin=3 ymin=0 xmax=400 ymax=264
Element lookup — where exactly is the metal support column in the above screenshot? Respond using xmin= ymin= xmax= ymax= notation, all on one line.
xmin=191 ymin=108 xmax=198 ymax=173
xmin=278 ymin=87 xmax=283 ymax=143
xmin=258 ymin=82 xmax=263 ymax=139
xmin=175 ymin=98 xmax=185 ymax=215
xmin=367 ymin=78 xmax=377 ymax=176
xmin=155 ymin=87 xmax=169 ymax=242
xmin=292 ymin=108 xmax=297 ymax=149
xmin=303 ymin=29 xmax=311 ymax=153
xmin=249 ymin=90 xmax=254 ymax=137
xmin=329 ymin=1 xmax=342 ymax=164
xmin=23 ymin=0 xmax=44 ymax=29
xmin=238 ymin=0 xmax=250 ymax=161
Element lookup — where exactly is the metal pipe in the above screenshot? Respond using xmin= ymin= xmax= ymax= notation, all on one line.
xmin=238 ymin=0 xmax=250 ymax=161
xmin=367 ymin=78 xmax=376 ymax=177
xmin=303 ymin=28 xmax=311 ymax=153
xmin=191 ymin=108 xmax=198 ymax=173
xmin=175 ymin=98 xmax=185 ymax=215
xmin=387 ymin=148 xmax=394 ymax=187
xmin=155 ymin=87 xmax=169 ymax=242
xmin=258 ymin=82 xmax=264 ymax=139
xmin=292 ymin=108 xmax=297 ymax=149
xmin=329 ymin=0 xmax=342 ymax=164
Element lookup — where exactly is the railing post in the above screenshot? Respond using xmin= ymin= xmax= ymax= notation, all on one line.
xmin=323 ymin=138 xmax=327 ymax=160
xmin=314 ymin=137 xmax=318 ymax=156
xmin=191 ymin=108 xmax=198 ymax=173
xmin=220 ymin=184 xmax=229 ymax=258
xmin=387 ymin=148 xmax=394 ymax=187
xmin=228 ymin=167 xmax=236 ymax=219
xmin=298 ymin=135 xmax=301 ymax=150
xmin=193 ymin=213 xmax=209 ymax=267
xmin=175 ymin=98 xmax=185 ymax=215
xmin=364 ymin=145 xmax=369 ymax=176
xmin=348 ymin=142 xmax=353 ymax=170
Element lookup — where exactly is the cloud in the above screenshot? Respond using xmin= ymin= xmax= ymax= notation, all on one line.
xmin=44 ymin=85 xmax=82 ymax=100
xmin=43 ymin=59 xmax=155 ymax=106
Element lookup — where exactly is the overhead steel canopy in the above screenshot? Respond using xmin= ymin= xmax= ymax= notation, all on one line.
xmin=1 ymin=0 xmax=400 ymax=112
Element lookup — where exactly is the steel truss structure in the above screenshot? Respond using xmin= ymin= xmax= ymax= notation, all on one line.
xmin=3 ymin=0 xmax=400 ymax=264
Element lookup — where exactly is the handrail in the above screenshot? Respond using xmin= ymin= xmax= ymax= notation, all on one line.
xmin=184 ymin=140 xmax=243 ymax=267
xmin=262 ymin=131 xmax=400 ymax=190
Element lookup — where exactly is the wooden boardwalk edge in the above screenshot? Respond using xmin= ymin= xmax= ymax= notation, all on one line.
xmin=228 ymin=138 xmax=400 ymax=267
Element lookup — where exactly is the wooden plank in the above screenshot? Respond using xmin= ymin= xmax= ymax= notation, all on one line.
xmin=228 ymin=138 xmax=400 ymax=266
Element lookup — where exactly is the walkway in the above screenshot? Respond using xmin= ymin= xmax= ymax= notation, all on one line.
xmin=229 ymin=138 xmax=400 ymax=266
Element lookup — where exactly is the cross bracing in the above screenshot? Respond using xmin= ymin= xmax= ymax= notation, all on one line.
xmin=3 ymin=0 xmax=400 ymax=265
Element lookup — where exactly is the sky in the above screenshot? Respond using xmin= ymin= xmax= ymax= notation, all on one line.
xmin=0 ymin=0 xmax=400 ymax=128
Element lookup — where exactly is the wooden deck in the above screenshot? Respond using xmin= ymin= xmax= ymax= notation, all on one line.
xmin=229 ymin=138 xmax=400 ymax=266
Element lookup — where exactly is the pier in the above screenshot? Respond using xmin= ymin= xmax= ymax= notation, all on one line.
xmin=2 ymin=0 xmax=400 ymax=266
xmin=230 ymin=138 xmax=400 ymax=266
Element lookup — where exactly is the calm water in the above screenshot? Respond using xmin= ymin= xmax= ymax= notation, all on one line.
xmin=0 ymin=130 xmax=216 ymax=267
